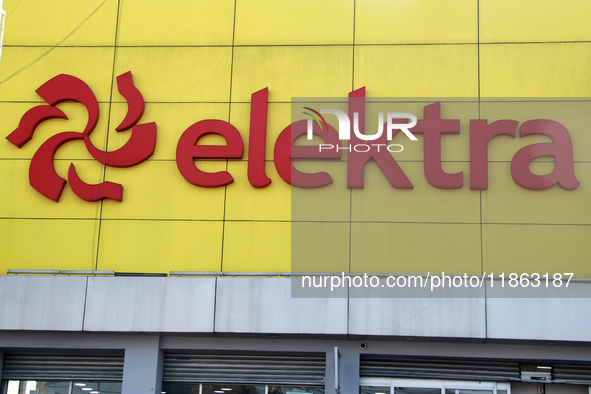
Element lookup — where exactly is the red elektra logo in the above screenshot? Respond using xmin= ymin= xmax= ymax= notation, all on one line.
xmin=6 ymin=72 xmax=157 ymax=202
xmin=7 ymin=79 xmax=581 ymax=202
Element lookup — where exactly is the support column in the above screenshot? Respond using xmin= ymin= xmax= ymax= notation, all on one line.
xmin=325 ymin=349 xmax=335 ymax=393
xmin=340 ymin=346 xmax=360 ymax=393
xmin=328 ymin=346 xmax=360 ymax=393
xmin=121 ymin=336 xmax=163 ymax=394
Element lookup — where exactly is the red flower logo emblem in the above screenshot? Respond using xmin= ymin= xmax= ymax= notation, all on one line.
xmin=6 ymin=72 xmax=156 ymax=202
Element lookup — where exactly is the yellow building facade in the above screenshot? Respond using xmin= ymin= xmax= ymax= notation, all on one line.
xmin=1 ymin=0 xmax=590 ymax=276
xmin=1 ymin=1 xmax=591 ymax=394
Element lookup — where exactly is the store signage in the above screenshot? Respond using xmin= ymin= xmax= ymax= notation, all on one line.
xmin=6 ymin=72 xmax=156 ymax=202
xmin=6 ymin=72 xmax=580 ymax=202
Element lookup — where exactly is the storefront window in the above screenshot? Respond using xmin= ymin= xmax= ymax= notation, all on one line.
xmin=3 ymin=381 xmax=69 ymax=394
xmin=161 ymin=384 xmax=266 ymax=394
xmin=267 ymin=387 xmax=324 ymax=394
xmin=444 ymin=391 xmax=493 ymax=394
xmin=202 ymin=385 xmax=265 ymax=394
xmin=1 ymin=381 xmax=122 ymax=394
xmin=160 ymin=382 xmax=200 ymax=394
xmin=72 ymin=382 xmax=122 ymax=394
xmin=360 ymin=378 xmax=510 ymax=394
xmin=360 ymin=387 xmax=390 ymax=394
xmin=161 ymin=384 xmax=324 ymax=394
xmin=359 ymin=386 xmax=390 ymax=394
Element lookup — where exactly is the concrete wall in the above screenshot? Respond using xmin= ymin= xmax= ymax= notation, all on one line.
xmin=1 ymin=275 xmax=590 ymax=342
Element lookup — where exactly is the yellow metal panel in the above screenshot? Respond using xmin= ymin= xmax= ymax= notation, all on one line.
xmin=356 ymin=0 xmax=477 ymax=44
xmin=354 ymin=45 xmax=478 ymax=97
xmin=0 ymin=218 xmax=99 ymax=273
xmin=234 ymin=0 xmax=354 ymax=45
xmin=225 ymin=161 xmax=291 ymax=221
xmin=351 ymin=222 xmax=482 ymax=275
xmin=0 ymin=102 xmax=110 ymax=160
xmin=118 ymin=0 xmax=235 ymax=46
xmin=291 ymin=222 xmax=350 ymax=273
xmin=0 ymin=159 xmax=105 ymax=219
xmin=2 ymin=0 xmax=119 ymax=46
xmin=0 ymin=0 xmax=588 ymax=279
xmin=483 ymin=162 xmax=591 ymax=225
xmin=231 ymin=46 xmax=353 ymax=103
xmin=0 ymin=47 xmax=115 ymax=102
xmin=97 ymin=220 xmax=223 ymax=272
xmin=112 ymin=47 xmax=232 ymax=103
xmin=102 ymin=160 xmax=226 ymax=220
xmin=108 ymin=102 xmax=230 ymax=161
xmin=480 ymin=43 xmax=591 ymax=97
xmin=222 ymin=221 xmax=290 ymax=272
xmin=351 ymin=161 xmax=478 ymax=224
xmin=480 ymin=0 xmax=591 ymax=43
xmin=482 ymin=223 xmax=591 ymax=277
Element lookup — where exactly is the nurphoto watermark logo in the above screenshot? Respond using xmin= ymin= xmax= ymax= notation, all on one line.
xmin=302 ymin=106 xmax=418 ymax=153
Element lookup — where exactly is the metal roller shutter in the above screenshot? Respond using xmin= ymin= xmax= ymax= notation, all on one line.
xmin=360 ymin=355 xmax=521 ymax=382
xmin=552 ymin=364 xmax=591 ymax=385
xmin=2 ymin=354 xmax=124 ymax=381
xmin=163 ymin=353 xmax=326 ymax=385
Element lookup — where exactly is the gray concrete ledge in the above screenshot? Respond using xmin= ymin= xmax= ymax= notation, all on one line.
xmin=0 ymin=276 xmax=589 ymax=343
xmin=214 ymin=277 xmax=348 ymax=335
xmin=0 ymin=276 xmax=86 ymax=331
xmin=83 ymin=277 xmax=216 ymax=332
